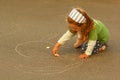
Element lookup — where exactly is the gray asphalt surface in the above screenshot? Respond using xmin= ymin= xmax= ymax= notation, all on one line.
xmin=0 ymin=0 xmax=120 ymax=80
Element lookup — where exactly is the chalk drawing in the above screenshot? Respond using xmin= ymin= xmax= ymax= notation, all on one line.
xmin=14 ymin=33 xmax=83 ymax=75
xmin=15 ymin=33 xmax=73 ymax=57
xmin=14 ymin=60 xmax=84 ymax=75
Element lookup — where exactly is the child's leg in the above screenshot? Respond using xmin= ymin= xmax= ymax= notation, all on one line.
xmin=74 ymin=38 xmax=84 ymax=48
xmin=99 ymin=44 xmax=107 ymax=52
xmin=80 ymin=41 xmax=107 ymax=54
xmin=92 ymin=41 xmax=107 ymax=53
xmin=80 ymin=41 xmax=87 ymax=53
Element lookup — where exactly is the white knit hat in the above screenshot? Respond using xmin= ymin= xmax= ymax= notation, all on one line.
xmin=69 ymin=8 xmax=86 ymax=23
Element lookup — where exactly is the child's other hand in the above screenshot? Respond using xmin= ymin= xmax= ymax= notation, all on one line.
xmin=79 ymin=53 xmax=89 ymax=59
xmin=74 ymin=38 xmax=83 ymax=48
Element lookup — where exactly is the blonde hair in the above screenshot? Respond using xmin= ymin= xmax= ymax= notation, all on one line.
xmin=67 ymin=8 xmax=94 ymax=41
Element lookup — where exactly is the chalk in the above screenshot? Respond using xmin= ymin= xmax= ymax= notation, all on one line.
xmin=54 ymin=53 xmax=60 ymax=57
xmin=46 ymin=46 xmax=50 ymax=49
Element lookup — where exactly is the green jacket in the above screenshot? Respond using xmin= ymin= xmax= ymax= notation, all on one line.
xmin=88 ymin=19 xmax=110 ymax=43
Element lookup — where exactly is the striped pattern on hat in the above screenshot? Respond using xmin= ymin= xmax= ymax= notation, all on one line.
xmin=69 ymin=8 xmax=86 ymax=23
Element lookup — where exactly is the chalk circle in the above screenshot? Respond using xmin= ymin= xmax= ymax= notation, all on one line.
xmin=15 ymin=40 xmax=83 ymax=75
xmin=15 ymin=41 xmax=53 ymax=57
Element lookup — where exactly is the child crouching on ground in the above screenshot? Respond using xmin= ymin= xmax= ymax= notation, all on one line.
xmin=52 ymin=8 xmax=110 ymax=59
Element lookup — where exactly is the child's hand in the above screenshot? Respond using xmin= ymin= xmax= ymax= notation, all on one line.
xmin=52 ymin=43 xmax=61 ymax=57
xmin=79 ymin=53 xmax=89 ymax=59
xmin=52 ymin=47 xmax=60 ymax=57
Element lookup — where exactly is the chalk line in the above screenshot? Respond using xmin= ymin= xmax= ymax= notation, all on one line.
xmin=14 ymin=60 xmax=84 ymax=75
xmin=15 ymin=40 xmax=43 ymax=58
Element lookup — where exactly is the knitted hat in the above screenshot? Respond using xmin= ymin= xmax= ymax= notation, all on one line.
xmin=69 ymin=8 xmax=86 ymax=23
